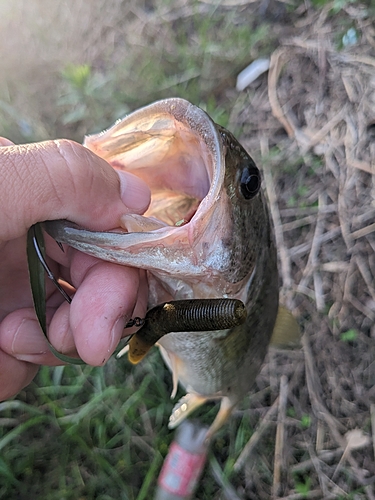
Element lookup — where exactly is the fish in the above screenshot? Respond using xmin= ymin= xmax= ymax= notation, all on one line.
xmin=44 ymin=98 xmax=299 ymax=438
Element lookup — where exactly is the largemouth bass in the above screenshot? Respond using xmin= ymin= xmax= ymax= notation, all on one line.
xmin=45 ymin=98 xmax=298 ymax=437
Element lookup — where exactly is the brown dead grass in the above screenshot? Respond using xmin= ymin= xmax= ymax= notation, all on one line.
xmin=227 ymin=3 xmax=375 ymax=499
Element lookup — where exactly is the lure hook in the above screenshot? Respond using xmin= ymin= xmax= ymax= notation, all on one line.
xmin=32 ymin=228 xmax=146 ymax=332
xmin=32 ymin=228 xmax=72 ymax=304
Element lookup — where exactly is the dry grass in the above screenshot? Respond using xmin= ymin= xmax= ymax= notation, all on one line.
xmin=226 ymin=3 xmax=375 ymax=498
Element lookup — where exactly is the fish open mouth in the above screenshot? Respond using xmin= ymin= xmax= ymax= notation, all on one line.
xmin=44 ymin=99 xmax=227 ymax=277
xmin=84 ymin=98 xmax=223 ymax=232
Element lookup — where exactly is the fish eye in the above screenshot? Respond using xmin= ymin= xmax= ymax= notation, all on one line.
xmin=240 ymin=164 xmax=261 ymax=200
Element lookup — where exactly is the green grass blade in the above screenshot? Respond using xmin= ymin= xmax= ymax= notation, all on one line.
xmin=136 ymin=451 xmax=163 ymax=500
xmin=27 ymin=224 xmax=47 ymax=335
xmin=27 ymin=224 xmax=87 ymax=365
xmin=0 ymin=415 xmax=50 ymax=452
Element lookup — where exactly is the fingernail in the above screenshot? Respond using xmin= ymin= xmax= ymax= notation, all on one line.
xmin=117 ymin=171 xmax=151 ymax=213
xmin=12 ymin=319 xmax=49 ymax=355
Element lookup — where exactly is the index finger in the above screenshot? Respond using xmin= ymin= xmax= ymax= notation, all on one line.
xmin=48 ymin=254 xmax=148 ymax=366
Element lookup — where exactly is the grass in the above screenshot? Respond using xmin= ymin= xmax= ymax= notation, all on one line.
xmin=0 ymin=353 xmax=259 ymax=499
xmin=0 ymin=0 xmax=274 ymax=143
xmin=0 ymin=354 xmax=174 ymax=499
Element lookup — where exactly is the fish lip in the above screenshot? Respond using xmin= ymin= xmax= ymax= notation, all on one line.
xmin=171 ymin=98 xmax=224 ymax=200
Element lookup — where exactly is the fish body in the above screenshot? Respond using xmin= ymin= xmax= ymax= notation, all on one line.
xmin=45 ymin=98 xmax=283 ymax=436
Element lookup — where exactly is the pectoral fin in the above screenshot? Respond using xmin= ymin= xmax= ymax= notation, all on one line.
xmin=168 ymin=393 xmax=236 ymax=438
xmin=270 ymin=306 xmax=300 ymax=348
xmin=168 ymin=393 xmax=207 ymax=429
xmin=205 ymin=397 xmax=236 ymax=439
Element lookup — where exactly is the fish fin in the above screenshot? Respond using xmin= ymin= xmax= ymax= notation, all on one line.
xmin=168 ymin=393 xmax=207 ymax=429
xmin=169 ymin=394 xmax=236 ymax=438
xmin=157 ymin=345 xmax=183 ymax=399
xmin=206 ymin=397 xmax=236 ymax=439
xmin=116 ymin=344 xmax=129 ymax=359
xmin=270 ymin=306 xmax=300 ymax=348
xmin=170 ymin=354 xmax=182 ymax=399
xmin=171 ymin=376 xmax=178 ymax=400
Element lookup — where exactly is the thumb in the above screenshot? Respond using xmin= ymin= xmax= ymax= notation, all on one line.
xmin=0 ymin=139 xmax=151 ymax=240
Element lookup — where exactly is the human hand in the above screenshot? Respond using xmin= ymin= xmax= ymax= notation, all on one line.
xmin=0 ymin=137 xmax=151 ymax=400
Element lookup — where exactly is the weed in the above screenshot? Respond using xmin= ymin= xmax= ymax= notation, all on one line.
xmin=294 ymin=476 xmax=312 ymax=497
xmin=300 ymin=414 xmax=311 ymax=429
xmin=340 ymin=329 xmax=358 ymax=342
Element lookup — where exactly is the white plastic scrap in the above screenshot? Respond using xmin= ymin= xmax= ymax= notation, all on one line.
xmin=344 ymin=428 xmax=371 ymax=450
xmin=342 ymin=27 xmax=358 ymax=47
xmin=236 ymin=58 xmax=270 ymax=91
